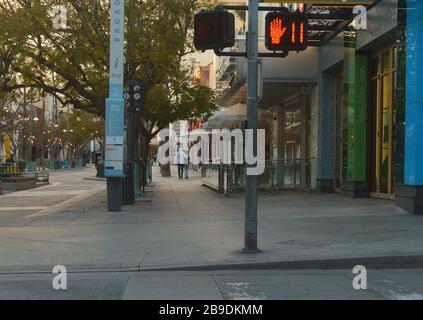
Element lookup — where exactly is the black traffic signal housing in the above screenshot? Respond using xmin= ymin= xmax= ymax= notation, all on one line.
xmin=265 ymin=12 xmax=308 ymax=52
xmin=124 ymin=80 xmax=143 ymax=112
xmin=194 ymin=9 xmax=235 ymax=51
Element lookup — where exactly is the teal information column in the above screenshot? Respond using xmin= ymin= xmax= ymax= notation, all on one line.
xmin=105 ymin=0 xmax=125 ymax=212
xmin=396 ymin=0 xmax=423 ymax=214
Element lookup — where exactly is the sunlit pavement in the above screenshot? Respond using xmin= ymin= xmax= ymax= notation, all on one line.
xmin=1 ymin=166 xmax=423 ymax=299
xmin=0 ymin=166 xmax=105 ymax=223
xmin=1 ymin=165 xmax=423 ymax=271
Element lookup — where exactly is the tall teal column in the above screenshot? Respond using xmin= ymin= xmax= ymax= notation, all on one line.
xmin=396 ymin=0 xmax=423 ymax=214
xmin=105 ymin=0 xmax=125 ymax=212
xmin=316 ymin=70 xmax=335 ymax=193
xmin=346 ymin=54 xmax=367 ymax=184
xmin=342 ymin=31 xmax=368 ymax=198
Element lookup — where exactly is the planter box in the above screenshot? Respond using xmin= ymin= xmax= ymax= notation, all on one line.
xmin=0 ymin=176 xmax=37 ymax=192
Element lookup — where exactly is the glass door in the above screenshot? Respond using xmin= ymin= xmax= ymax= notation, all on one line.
xmin=334 ymin=73 xmax=344 ymax=192
xmin=370 ymin=46 xmax=396 ymax=198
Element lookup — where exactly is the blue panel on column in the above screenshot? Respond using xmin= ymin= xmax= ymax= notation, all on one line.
xmin=317 ymin=71 xmax=335 ymax=180
xmin=405 ymin=0 xmax=423 ymax=185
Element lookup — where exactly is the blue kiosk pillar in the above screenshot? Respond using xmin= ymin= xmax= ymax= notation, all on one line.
xmin=396 ymin=0 xmax=423 ymax=214
xmin=105 ymin=0 xmax=125 ymax=212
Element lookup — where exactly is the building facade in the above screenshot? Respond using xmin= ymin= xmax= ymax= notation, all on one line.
xmin=199 ymin=1 xmax=423 ymax=214
xmin=314 ymin=0 xmax=423 ymax=214
xmin=282 ymin=0 xmax=423 ymax=215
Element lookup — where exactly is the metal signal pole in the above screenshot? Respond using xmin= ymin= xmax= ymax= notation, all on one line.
xmin=243 ymin=0 xmax=260 ymax=253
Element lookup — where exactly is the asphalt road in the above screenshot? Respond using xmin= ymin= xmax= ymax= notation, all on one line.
xmin=1 ymin=166 xmax=423 ymax=300
xmin=1 ymin=269 xmax=423 ymax=300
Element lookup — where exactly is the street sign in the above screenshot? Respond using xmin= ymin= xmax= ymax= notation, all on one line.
xmin=265 ymin=12 xmax=308 ymax=52
xmin=105 ymin=0 xmax=125 ymax=179
xmin=194 ymin=9 xmax=235 ymax=51
xmin=105 ymin=98 xmax=125 ymax=177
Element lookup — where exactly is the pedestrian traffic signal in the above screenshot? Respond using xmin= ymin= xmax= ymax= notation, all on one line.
xmin=126 ymin=80 xmax=143 ymax=112
xmin=194 ymin=9 xmax=235 ymax=51
xmin=265 ymin=12 xmax=308 ymax=52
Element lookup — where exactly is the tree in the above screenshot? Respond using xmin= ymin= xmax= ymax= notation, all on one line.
xmin=0 ymin=0 xmax=217 ymax=161
xmin=0 ymin=92 xmax=34 ymax=162
xmin=54 ymin=110 xmax=104 ymax=163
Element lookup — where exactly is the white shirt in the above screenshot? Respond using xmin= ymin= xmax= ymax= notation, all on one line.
xmin=174 ymin=150 xmax=188 ymax=165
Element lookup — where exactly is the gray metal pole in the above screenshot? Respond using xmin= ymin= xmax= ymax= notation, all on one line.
xmin=243 ymin=0 xmax=260 ymax=253
xmin=125 ymin=87 xmax=136 ymax=206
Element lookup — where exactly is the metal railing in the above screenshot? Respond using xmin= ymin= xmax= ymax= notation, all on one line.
xmin=0 ymin=163 xmax=19 ymax=175
xmin=202 ymin=159 xmax=316 ymax=195
xmin=0 ymin=164 xmax=50 ymax=183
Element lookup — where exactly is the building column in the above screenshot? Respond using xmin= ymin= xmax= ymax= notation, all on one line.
xmin=342 ymin=50 xmax=369 ymax=198
xmin=316 ymin=71 xmax=335 ymax=193
xmin=396 ymin=0 xmax=423 ymax=214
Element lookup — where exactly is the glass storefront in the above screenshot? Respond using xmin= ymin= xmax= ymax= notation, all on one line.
xmin=333 ymin=73 xmax=345 ymax=192
xmin=370 ymin=46 xmax=397 ymax=198
xmin=282 ymin=97 xmax=311 ymax=188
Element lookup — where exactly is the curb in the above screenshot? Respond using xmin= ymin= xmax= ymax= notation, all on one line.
xmin=0 ymin=264 xmax=140 ymax=275
xmin=140 ymin=255 xmax=423 ymax=272
xmin=1 ymin=255 xmax=423 ymax=275
xmin=83 ymin=177 xmax=107 ymax=182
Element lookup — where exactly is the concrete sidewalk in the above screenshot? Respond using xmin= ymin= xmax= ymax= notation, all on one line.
xmin=1 ymin=269 xmax=423 ymax=300
xmin=0 ymin=165 xmax=423 ymax=272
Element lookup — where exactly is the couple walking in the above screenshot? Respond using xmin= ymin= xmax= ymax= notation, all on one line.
xmin=174 ymin=147 xmax=189 ymax=180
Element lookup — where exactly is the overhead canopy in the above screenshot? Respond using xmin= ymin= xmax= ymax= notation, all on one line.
xmin=204 ymin=103 xmax=273 ymax=130
xmin=302 ymin=0 xmax=378 ymax=47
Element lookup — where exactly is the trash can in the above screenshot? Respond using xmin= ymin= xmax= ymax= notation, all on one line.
xmin=18 ymin=160 xmax=26 ymax=173
xmin=96 ymin=163 xmax=105 ymax=178
xmin=48 ymin=160 xmax=55 ymax=170
xmin=27 ymin=162 xmax=36 ymax=172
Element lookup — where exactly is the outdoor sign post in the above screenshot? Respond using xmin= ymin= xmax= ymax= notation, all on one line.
xmin=105 ymin=0 xmax=125 ymax=212
xmin=243 ymin=0 xmax=260 ymax=253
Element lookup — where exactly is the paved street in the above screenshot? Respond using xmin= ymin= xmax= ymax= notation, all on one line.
xmin=1 ymin=166 xmax=423 ymax=299
xmin=0 ymin=166 xmax=105 ymax=221
xmin=0 ymin=269 xmax=423 ymax=300
xmin=1 ymin=165 xmax=423 ymax=271
xmin=2 ymin=0 xmax=423 ymax=303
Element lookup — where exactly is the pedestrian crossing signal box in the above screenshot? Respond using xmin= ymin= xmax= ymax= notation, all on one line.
xmin=265 ymin=12 xmax=308 ymax=52
xmin=194 ymin=9 xmax=235 ymax=51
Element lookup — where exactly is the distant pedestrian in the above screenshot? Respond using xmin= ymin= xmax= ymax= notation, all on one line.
xmin=184 ymin=157 xmax=189 ymax=180
xmin=174 ymin=147 xmax=187 ymax=179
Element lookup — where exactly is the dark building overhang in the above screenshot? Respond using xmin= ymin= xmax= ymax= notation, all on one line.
xmin=305 ymin=0 xmax=382 ymax=47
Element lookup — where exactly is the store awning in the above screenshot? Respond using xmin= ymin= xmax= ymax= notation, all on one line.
xmin=205 ymin=103 xmax=273 ymax=130
xmin=304 ymin=0 xmax=380 ymax=47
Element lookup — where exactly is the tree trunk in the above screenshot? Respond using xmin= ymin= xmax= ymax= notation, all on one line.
xmin=142 ymin=141 xmax=150 ymax=186
xmin=159 ymin=130 xmax=171 ymax=177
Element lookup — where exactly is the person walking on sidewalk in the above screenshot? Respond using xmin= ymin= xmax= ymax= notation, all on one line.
xmin=174 ymin=147 xmax=187 ymax=180
xmin=184 ymin=154 xmax=189 ymax=180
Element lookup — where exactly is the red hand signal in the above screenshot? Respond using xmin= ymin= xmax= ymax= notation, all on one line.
xmin=270 ymin=18 xmax=287 ymax=45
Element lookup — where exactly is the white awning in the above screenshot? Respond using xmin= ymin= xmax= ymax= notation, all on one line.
xmin=206 ymin=103 xmax=273 ymax=130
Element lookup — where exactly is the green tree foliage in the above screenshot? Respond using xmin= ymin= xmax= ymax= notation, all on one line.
xmin=55 ymin=111 xmax=104 ymax=160
xmin=0 ymin=0 xmax=217 ymax=148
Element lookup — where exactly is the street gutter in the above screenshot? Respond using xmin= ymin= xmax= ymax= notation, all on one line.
xmin=1 ymin=255 xmax=423 ymax=275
